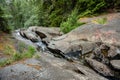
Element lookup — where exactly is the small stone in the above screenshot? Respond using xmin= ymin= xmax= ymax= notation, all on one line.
xmin=110 ymin=60 xmax=120 ymax=70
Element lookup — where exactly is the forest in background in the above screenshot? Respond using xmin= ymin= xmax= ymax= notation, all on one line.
xmin=0 ymin=0 xmax=120 ymax=33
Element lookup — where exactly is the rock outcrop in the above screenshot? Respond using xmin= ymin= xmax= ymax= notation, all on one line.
xmin=4 ymin=13 xmax=120 ymax=80
xmin=85 ymin=58 xmax=114 ymax=77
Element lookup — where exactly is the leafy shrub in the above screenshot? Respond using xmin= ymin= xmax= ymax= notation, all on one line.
xmin=77 ymin=0 xmax=106 ymax=17
xmin=0 ymin=58 xmax=13 ymax=67
xmin=1 ymin=0 xmax=120 ymax=31
xmin=60 ymin=9 xmax=84 ymax=33
xmin=17 ymin=42 xmax=28 ymax=53
xmin=22 ymin=46 xmax=36 ymax=58
xmin=3 ymin=45 xmax=16 ymax=55
xmin=0 ymin=0 xmax=39 ymax=30
xmin=12 ymin=53 xmax=22 ymax=61
xmin=38 ymin=0 xmax=107 ymax=28
xmin=0 ymin=7 xmax=10 ymax=32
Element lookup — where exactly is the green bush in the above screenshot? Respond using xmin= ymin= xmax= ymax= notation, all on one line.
xmin=12 ymin=53 xmax=22 ymax=61
xmin=77 ymin=0 xmax=106 ymax=17
xmin=0 ymin=58 xmax=13 ymax=67
xmin=0 ymin=7 xmax=10 ymax=32
xmin=1 ymin=0 xmax=120 ymax=31
xmin=22 ymin=46 xmax=36 ymax=58
xmin=0 ymin=0 xmax=39 ymax=30
xmin=3 ymin=45 xmax=15 ymax=55
xmin=60 ymin=9 xmax=84 ymax=33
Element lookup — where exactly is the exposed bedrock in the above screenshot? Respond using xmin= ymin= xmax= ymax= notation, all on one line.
xmin=10 ymin=16 xmax=120 ymax=80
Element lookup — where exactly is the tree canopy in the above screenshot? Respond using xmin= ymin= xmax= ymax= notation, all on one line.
xmin=0 ymin=0 xmax=120 ymax=33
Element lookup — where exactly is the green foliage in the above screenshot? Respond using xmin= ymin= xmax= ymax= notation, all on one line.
xmin=0 ymin=45 xmax=36 ymax=67
xmin=3 ymin=45 xmax=15 ymax=55
xmin=0 ymin=0 xmax=39 ymax=30
xmin=0 ymin=58 xmax=14 ymax=67
xmin=12 ymin=53 xmax=22 ymax=61
xmin=1 ymin=0 xmax=120 ymax=32
xmin=77 ymin=0 xmax=106 ymax=17
xmin=60 ymin=9 xmax=84 ymax=33
xmin=0 ymin=7 xmax=10 ymax=32
xmin=94 ymin=17 xmax=107 ymax=24
xmin=37 ymin=0 xmax=74 ymax=27
xmin=22 ymin=46 xmax=36 ymax=58
xmin=37 ymin=0 xmax=109 ymax=27
xmin=17 ymin=42 xmax=28 ymax=53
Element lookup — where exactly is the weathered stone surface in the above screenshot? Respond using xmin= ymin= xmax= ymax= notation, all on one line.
xmin=48 ymin=40 xmax=95 ymax=55
xmin=35 ymin=30 xmax=47 ymax=39
xmin=28 ymin=26 xmax=63 ymax=43
xmin=0 ymin=56 xmax=107 ymax=80
xmin=92 ymin=43 xmax=110 ymax=64
xmin=10 ymin=15 xmax=120 ymax=80
xmin=61 ymin=63 xmax=108 ymax=80
xmin=12 ymin=31 xmax=35 ymax=46
xmin=52 ymin=35 xmax=68 ymax=41
xmin=69 ymin=18 xmax=120 ymax=46
xmin=22 ymin=31 xmax=40 ymax=42
xmin=110 ymin=60 xmax=120 ymax=70
xmin=47 ymin=18 xmax=120 ymax=62
xmin=19 ymin=30 xmax=26 ymax=38
xmin=85 ymin=58 xmax=114 ymax=77
xmin=29 ymin=26 xmax=63 ymax=37
xmin=108 ymin=46 xmax=120 ymax=59
xmin=0 ymin=59 xmax=78 ymax=80
xmin=92 ymin=43 xmax=120 ymax=64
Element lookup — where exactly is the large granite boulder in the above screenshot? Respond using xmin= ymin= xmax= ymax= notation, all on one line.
xmin=49 ymin=16 xmax=120 ymax=51
xmin=47 ymin=17 xmax=120 ymax=61
xmin=71 ymin=16 xmax=120 ymax=45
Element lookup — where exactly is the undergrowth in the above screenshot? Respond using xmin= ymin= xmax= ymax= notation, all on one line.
xmin=0 ymin=44 xmax=36 ymax=67
xmin=60 ymin=9 xmax=85 ymax=33
xmin=92 ymin=17 xmax=107 ymax=24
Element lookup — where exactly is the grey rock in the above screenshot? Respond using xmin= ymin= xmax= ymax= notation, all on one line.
xmin=19 ymin=30 xmax=26 ymax=38
xmin=0 ymin=56 xmax=107 ymax=80
xmin=22 ymin=31 xmax=41 ymax=42
xmin=108 ymin=46 xmax=120 ymax=59
xmin=70 ymin=40 xmax=95 ymax=54
xmin=85 ymin=58 xmax=114 ymax=77
xmin=48 ymin=40 xmax=95 ymax=56
xmin=35 ymin=30 xmax=47 ymax=39
xmin=52 ymin=35 xmax=68 ymax=41
xmin=68 ymin=18 xmax=120 ymax=46
xmin=29 ymin=26 xmax=62 ymax=37
xmin=110 ymin=60 xmax=120 ymax=70
xmin=36 ymin=27 xmax=63 ymax=36
xmin=28 ymin=26 xmax=63 ymax=44
xmin=92 ymin=43 xmax=110 ymax=64
xmin=12 ymin=31 xmax=35 ymax=47
xmin=0 ymin=63 xmax=39 ymax=80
